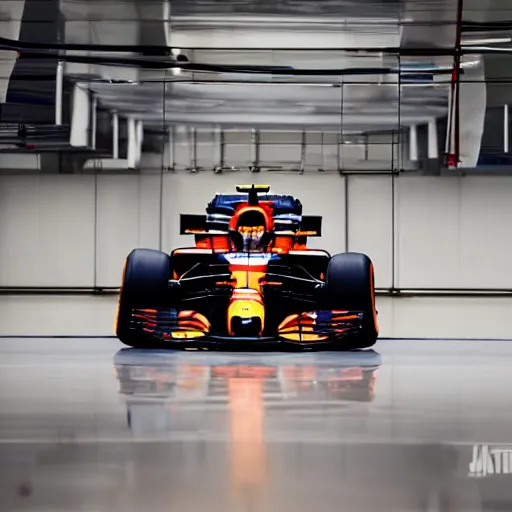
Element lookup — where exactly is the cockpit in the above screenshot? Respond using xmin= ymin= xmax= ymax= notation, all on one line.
xmin=235 ymin=209 xmax=268 ymax=251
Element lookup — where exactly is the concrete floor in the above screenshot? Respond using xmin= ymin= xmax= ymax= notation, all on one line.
xmin=1 ymin=335 xmax=512 ymax=512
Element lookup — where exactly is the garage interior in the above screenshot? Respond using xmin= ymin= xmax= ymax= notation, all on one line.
xmin=1 ymin=0 xmax=512 ymax=510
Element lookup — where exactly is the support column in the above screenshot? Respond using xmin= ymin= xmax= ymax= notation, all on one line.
xmin=163 ymin=0 xmax=171 ymax=46
xmin=250 ymin=129 xmax=260 ymax=171
xmin=458 ymin=57 xmax=486 ymax=167
xmin=300 ymin=130 xmax=306 ymax=173
xmin=428 ymin=119 xmax=439 ymax=159
xmin=90 ymin=94 xmax=97 ymax=150
xmin=136 ymin=120 xmax=144 ymax=165
xmin=167 ymin=127 xmax=174 ymax=170
xmin=70 ymin=84 xmax=90 ymax=147
xmin=112 ymin=111 xmax=119 ymax=159
xmin=189 ymin=127 xmax=197 ymax=172
xmin=214 ymin=126 xmax=224 ymax=171
xmin=504 ymin=104 xmax=509 ymax=154
xmin=127 ymin=118 xmax=137 ymax=170
xmin=55 ymin=60 xmax=64 ymax=125
xmin=409 ymin=125 xmax=418 ymax=162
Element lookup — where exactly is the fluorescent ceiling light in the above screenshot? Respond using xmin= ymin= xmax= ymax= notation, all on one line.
xmin=172 ymin=15 xmax=402 ymax=25
xmin=462 ymin=37 xmax=512 ymax=45
xmin=182 ymin=79 xmax=337 ymax=86
xmin=460 ymin=59 xmax=481 ymax=68
xmin=463 ymin=46 xmax=512 ymax=53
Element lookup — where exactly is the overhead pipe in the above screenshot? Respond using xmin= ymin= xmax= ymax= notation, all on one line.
xmin=5 ymin=32 xmax=512 ymax=56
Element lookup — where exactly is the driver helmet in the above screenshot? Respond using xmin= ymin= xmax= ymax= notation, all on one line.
xmin=238 ymin=225 xmax=265 ymax=251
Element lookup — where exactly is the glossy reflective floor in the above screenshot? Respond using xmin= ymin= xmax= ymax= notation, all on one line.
xmin=1 ymin=338 xmax=512 ymax=511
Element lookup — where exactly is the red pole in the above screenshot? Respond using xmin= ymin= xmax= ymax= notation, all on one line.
xmin=450 ymin=0 xmax=464 ymax=167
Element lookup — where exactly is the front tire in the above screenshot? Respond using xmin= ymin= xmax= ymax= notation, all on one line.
xmin=324 ymin=252 xmax=378 ymax=348
xmin=115 ymin=248 xmax=171 ymax=347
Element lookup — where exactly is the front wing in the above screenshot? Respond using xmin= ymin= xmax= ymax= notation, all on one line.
xmin=128 ymin=307 xmax=368 ymax=348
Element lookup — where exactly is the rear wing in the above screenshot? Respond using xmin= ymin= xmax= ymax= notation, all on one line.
xmin=236 ymin=184 xmax=270 ymax=193
xmin=180 ymin=214 xmax=322 ymax=236
xmin=297 ymin=215 xmax=322 ymax=237
xmin=273 ymin=215 xmax=322 ymax=237
xmin=180 ymin=214 xmax=207 ymax=234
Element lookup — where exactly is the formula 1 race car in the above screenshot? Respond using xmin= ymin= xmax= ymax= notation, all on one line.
xmin=115 ymin=184 xmax=378 ymax=350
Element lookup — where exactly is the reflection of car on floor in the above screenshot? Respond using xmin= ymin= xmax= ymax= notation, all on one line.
xmin=113 ymin=349 xmax=381 ymax=435
xmin=115 ymin=184 xmax=378 ymax=350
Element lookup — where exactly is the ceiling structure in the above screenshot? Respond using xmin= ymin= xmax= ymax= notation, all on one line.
xmin=59 ymin=0 xmax=457 ymax=134
xmin=0 ymin=0 xmax=509 ymax=168
xmin=67 ymin=0 xmax=512 ymax=137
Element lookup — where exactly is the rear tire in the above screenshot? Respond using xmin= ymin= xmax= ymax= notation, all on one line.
xmin=115 ymin=248 xmax=171 ymax=348
xmin=324 ymin=252 xmax=378 ymax=348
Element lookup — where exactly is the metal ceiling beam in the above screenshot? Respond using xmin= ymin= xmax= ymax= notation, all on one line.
xmin=168 ymin=0 xmax=403 ymax=19
xmin=47 ymin=0 xmax=464 ymax=147
xmin=128 ymin=111 xmax=437 ymax=127
xmin=136 ymin=0 xmax=170 ymax=48
xmin=59 ymin=0 xmax=139 ymax=82
xmin=0 ymin=0 xmax=26 ymax=103
xmin=169 ymin=26 xmax=400 ymax=50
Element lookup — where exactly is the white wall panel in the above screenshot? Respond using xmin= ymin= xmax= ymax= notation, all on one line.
xmin=347 ymin=176 xmax=393 ymax=289
xmin=377 ymin=296 xmax=512 ymax=340
xmin=396 ymin=176 xmax=512 ymax=289
xmin=2 ymin=173 xmax=512 ymax=291
xmin=95 ymin=174 xmax=161 ymax=287
xmin=459 ymin=177 xmax=512 ymax=288
xmin=0 ymin=175 xmax=95 ymax=287
xmin=161 ymin=172 xmax=346 ymax=255
xmin=396 ymin=176 xmax=461 ymax=289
